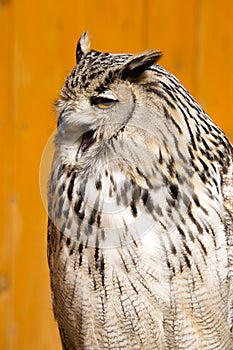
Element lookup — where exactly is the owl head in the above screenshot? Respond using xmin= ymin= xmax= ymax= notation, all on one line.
xmin=54 ymin=31 xmax=163 ymax=169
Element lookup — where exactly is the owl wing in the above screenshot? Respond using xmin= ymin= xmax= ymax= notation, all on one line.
xmin=220 ymin=146 xmax=233 ymax=329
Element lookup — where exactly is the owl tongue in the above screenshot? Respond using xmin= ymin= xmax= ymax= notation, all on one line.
xmin=81 ymin=130 xmax=96 ymax=152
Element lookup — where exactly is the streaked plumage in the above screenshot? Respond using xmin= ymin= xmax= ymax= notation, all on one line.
xmin=47 ymin=32 xmax=233 ymax=349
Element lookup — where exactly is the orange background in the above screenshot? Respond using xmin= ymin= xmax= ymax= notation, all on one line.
xmin=1 ymin=1 xmax=233 ymax=349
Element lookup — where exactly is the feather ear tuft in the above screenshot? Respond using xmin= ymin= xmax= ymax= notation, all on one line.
xmin=120 ymin=50 xmax=162 ymax=80
xmin=76 ymin=31 xmax=91 ymax=63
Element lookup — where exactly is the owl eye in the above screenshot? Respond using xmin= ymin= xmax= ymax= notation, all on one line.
xmin=94 ymin=97 xmax=117 ymax=109
xmin=91 ymin=91 xmax=118 ymax=109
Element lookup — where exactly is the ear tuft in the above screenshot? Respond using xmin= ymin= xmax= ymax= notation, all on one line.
xmin=120 ymin=50 xmax=162 ymax=80
xmin=76 ymin=31 xmax=91 ymax=63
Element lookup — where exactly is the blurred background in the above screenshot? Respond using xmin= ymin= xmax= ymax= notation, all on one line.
xmin=1 ymin=0 xmax=233 ymax=349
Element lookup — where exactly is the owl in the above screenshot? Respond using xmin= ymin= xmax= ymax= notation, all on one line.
xmin=47 ymin=31 xmax=233 ymax=349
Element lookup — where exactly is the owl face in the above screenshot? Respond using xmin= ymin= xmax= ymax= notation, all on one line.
xmin=54 ymin=32 xmax=162 ymax=168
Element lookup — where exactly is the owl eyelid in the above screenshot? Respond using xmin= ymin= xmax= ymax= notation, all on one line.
xmin=96 ymin=90 xmax=118 ymax=100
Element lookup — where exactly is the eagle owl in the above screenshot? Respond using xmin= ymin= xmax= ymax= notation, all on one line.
xmin=47 ymin=32 xmax=233 ymax=349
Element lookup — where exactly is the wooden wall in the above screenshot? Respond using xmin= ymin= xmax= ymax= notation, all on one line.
xmin=1 ymin=1 xmax=233 ymax=349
